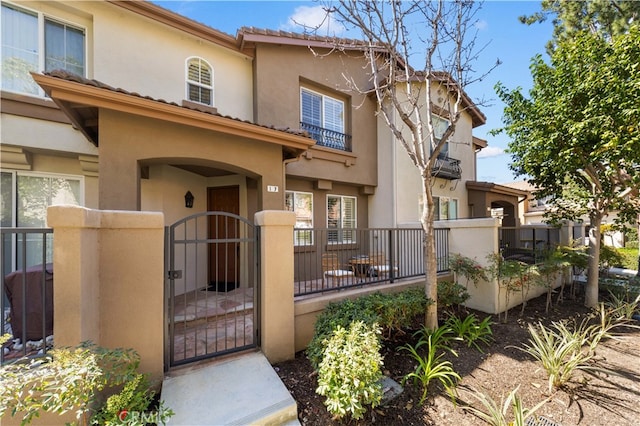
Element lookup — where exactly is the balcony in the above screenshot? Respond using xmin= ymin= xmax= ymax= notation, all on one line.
xmin=300 ymin=122 xmax=352 ymax=152
xmin=431 ymin=154 xmax=461 ymax=180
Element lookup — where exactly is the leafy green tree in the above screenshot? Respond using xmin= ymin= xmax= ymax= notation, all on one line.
xmin=494 ymin=26 xmax=640 ymax=308
xmin=519 ymin=0 xmax=640 ymax=52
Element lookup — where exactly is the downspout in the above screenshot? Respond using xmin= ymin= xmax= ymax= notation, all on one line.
xmin=391 ymin=108 xmax=397 ymax=228
xmin=283 ymin=155 xmax=304 ymax=195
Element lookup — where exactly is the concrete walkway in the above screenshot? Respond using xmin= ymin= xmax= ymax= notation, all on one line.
xmin=161 ymin=351 xmax=300 ymax=425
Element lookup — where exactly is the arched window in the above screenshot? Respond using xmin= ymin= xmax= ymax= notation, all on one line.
xmin=186 ymin=57 xmax=213 ymax=106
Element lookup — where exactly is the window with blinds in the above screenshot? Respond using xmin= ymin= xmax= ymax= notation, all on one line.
xmin=285 ymin=191 xmax=314 ymax=245
xmin=1 ymin=3 xmax=85 ymax=96
xmin=300 ymin=88 xmax=347 ymax=150
xmin=186 ymin=57 xmax=213 ymax=106
xmin=301 ymin=88 xmax=344 ymax=132
xmin=327 ymin=195 xmax=356 ymax=243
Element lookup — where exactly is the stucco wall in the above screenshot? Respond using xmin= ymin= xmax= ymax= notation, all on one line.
xmin=97 ymin=110 xmax=285 ymax=211
xmin=28 ymin=0 xmax=254 ymax=120
xmin=293 ymin=275 xmax=453 ymax=352
xmin=397 ymin=92 xmax=476 ymax=223
xmin=47 ymin=206 xmax=165 ymax=381
xmin=253 ymin=43 xmax=378 ymax=189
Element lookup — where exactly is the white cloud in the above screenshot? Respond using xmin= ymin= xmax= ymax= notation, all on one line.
xmin=476 ymin=146 xmax=505 ymax=158
xmin=475 ymin=19 xmax=488 ymax=31
xmin=282 ymin=5 xmax=346 ymax=35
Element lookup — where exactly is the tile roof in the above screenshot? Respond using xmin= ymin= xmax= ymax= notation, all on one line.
xmin=43 ymin=70 xmax=311 ymax=139
xmin=238 ymin=26 xmax=373 ymax=49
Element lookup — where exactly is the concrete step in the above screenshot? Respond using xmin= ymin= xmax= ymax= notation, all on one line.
xmin=161 ymin=351 xmax=299 ymax=425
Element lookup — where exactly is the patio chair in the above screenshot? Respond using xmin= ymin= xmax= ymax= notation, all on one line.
xmin=369 ymin=253 xmax=399 ymax=278
xmin=322 ymin=253 xmax=354 ymax=287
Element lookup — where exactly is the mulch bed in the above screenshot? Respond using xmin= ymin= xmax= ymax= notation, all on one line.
xmin=274 ymin=289 xmax=640 ymax=425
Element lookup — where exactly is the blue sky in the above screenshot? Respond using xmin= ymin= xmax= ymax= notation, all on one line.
xmin=154 ymin=1 xmax=554 ymax=184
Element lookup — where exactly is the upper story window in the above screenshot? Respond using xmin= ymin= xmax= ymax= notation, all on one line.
xmin=327 ymin=195 xmax=356 ymax=243
xmin=186 ymin=57 xmax=213 ymax=106
xmin=1 ymin=3 xmax=85 ymax=96
xmin=285 ymin=191 xmax=313 ymax=245
xmin=300 ymin=88 xmax=351 ymax=151
xmin=432 ymin=115 xmax=450 ymax=158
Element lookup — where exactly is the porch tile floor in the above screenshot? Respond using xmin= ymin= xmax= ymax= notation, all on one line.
xmin=171 ymin=287 xmax=254 ymax=363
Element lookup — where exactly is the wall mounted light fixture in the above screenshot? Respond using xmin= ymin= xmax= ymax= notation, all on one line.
xmin=184 ymin=191 xmax=194 ymax=208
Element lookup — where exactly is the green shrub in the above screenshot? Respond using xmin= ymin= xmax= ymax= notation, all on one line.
xmin=369 ymin=288 xmax=430 ymax=335
xmin=307 ymin=288 xmax=430 ymax=369
xmin=600 ymin=244 xmax=625 ymax=269
xmin=517 ymin=309 xmax=625 ymax=393
xmin=400 ymin=325 xmax=461 ymax=404
xmin=0 ymin=342 xmax=173 ymax=425
xmin=535 ymin=249 xmax=570 ymax=312
xmin=605 ymin=292 xmax=640 ymax=320
xmin=618 ymin=247 xmax=639 ymax=270
xmin=445 ymin=314 xmax=493 ymax=352
xmin=437 ymin=281 xmax=470 ymax=309
xmin=0 ymin=342 xmax=143 ymax=425
xmin=460 ymin=385 xmax=550 ymax=426
xmin=449 ymin=253 xmax=488 ymax=288
xmin=519 ymin=321 xmax=591 ymax=391
xmin=624 ymin=227 xmax=637 ymax=249
xmin=315 ymin=321 xmax=383 ymax=420
xmin=411 ymin=324 xmax=457 ymax=356
xmin=91 ymin=373 xmax=173 ymax=425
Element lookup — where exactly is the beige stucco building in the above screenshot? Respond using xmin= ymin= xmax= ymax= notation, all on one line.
xmin=1 ymin=0 xmax=517 ymax=251
xmin=0 ymin=1 xmax=537 ymax=381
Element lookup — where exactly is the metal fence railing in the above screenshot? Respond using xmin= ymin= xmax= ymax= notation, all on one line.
xmin=293 ymin=227 xmax=449 ymax=297
xmin=1 ymin=227 xmax=54 ymax=364
xmin=499 ymin=226 xmax=560 ymax=264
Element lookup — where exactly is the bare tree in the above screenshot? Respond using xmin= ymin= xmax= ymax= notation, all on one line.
xmin=327 ymin=0 xmax=497 ymax=328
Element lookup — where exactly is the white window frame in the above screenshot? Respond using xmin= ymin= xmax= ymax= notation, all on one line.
xmin=285 ymin=190 xmax=314 ymax=246
xmin=185 ymin=56 xmax=214 ymax=106
xmin=326 ymin=194 xmax=357 ymax=244
xmin=1 ymin=2 xmax=86 ymax=97
xmin=1 ymin=170 xmax=84 ymax=271
xmin=431 ymin=115 xmax=450 ymax=157
xmin=300 ymin=88 xmax=345 ymax=133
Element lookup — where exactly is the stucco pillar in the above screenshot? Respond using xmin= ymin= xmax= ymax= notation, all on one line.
xmin=48 ymin=206 xmax=101 ymax=345
xmin=254 ymin=210 xmax=296 ymax=363
xmin=47 ymin=206 xmax=165 ymax=381
xmin=444 ymin=218 xmax=502 ymax=314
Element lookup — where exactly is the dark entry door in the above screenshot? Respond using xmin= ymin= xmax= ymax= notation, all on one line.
xmin=208 ymin=186 xmax=240 ymax=290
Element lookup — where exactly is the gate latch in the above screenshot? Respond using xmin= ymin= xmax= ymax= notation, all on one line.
xmin=167 ymin=270 xmax=182 ymax=279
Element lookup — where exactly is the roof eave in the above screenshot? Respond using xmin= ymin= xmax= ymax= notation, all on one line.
xmin=31 ymin=72 xmax=315 ymax=154
xmin=108 ymin=1 xmax=253 ymax=57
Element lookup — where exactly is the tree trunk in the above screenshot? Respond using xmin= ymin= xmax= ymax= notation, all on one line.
xmin=585 ymin=214 xmax=603 ymax=308
xmin=422 ymin=175 xmax=439 ymax=330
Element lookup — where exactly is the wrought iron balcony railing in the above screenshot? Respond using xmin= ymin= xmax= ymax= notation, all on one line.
xmin=431 ymin=154 xmax=461 ymax=180
xmin=300 ymin=122 xmax=352 ymax=152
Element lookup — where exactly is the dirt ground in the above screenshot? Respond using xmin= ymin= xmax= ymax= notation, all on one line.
xmin=274 ymin=289 xmax=640 ymax=425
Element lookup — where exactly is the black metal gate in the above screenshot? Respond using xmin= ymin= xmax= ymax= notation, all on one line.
xmin=165 ymin=212 xmax=259 ymax=369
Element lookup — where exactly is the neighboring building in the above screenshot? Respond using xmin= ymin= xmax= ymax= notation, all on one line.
xmin=1 ymin=1 xmax=313 ymax=292
xmin=503 ymin=180 xmax=634 ymax=248
xmin=237 ymin=28 xmax=378 ymax=237
xmin=2 ymin=0 xmax=513 ymax=269
xmin=371 ymin=71 xmax=490 ymax=228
